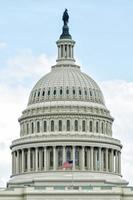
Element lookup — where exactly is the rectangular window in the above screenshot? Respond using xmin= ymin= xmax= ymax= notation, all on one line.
xmin=82 ymin=120 xmax=86 ymax=132
xmin=44 ymin=121 xmax=47 ymax=132
xmin=59 ymin=120 xmax=62 ymax=131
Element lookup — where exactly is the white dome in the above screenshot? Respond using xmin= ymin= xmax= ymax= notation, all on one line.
xmin=28 ymin=64 xmax=105 ymax=105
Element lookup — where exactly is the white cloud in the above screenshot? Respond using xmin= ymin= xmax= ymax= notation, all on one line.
xmin=100 ymin=80 xmax=133 ymax=185
xmin=0 ymin=52 xmax=133 ymax=187
xmin=0 ymin=49 xmax=55 ymax=86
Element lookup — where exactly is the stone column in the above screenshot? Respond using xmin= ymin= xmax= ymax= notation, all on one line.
xmin=63 ymin=146 xmax=66 ymax=164
xmin=35 ymin=147 xmax=38 ymax=172
xmin=44 ymin=146 xmax=47 ymax=171
xmin=72 ymin=46 xmax=74 ymax=58
xmin=22 ymin=149 xmax=24 ymax=173
xmin=94 ymin=148 xmax=97 ymax=171
xmin=14 ymin=152 xmax=16 ymax=174
xmin=16 ymin=151 xmax=19 ymax=174
xmin=53 ymin=146 xmax=56 ymax=170
xmin=69 ymin=45 xmax=71 ymax=58
xmin=90 ymin=146 xmax=94 ymax=171
xmin=31 ymin=150 xmax=34 ymax=171
xmin=72 ymin=146 xmax=75 ymax=170
xmin=87 ymin=148 xmax=90 ymax=170
xmin=115 ymin=150 xmax=118 ymax=173
xmin=39 ymin=148 xmax=42 ymax=171
xmin=57 ymin=45 xmax=59 ymax=59
xmin=27 ymin=148 xmax=30 ymax=172
xmin=81 ymin=146 xmax=85 ymax=170
xmin=47 ymin=148 xmax=50 ymax=170
xmin=12 ymin=152 xmax=14 ymax=175
xmin=101 ymin=149 xmax=103 ymax=171
xmin=111 ymin=149 xmax=114 ymax=172
xmin=63 ymin=45 xmax=65 ymax=58
xmin=58 ymin=45 xmax=60 ymax=59
xmin=99 ymin=147 xmax=102 ymax=171
xmin=13 ymin=152 xmax=16 ymax=174
xmin=118 ymin=151 xmax=121 ymax=174
xmin=67 ymin=44 xmax=69 ymax=58
xmin=105 ymin=148 xmax=108 ymax=172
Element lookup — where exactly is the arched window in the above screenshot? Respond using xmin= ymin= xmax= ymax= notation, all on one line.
xmin=53 ymin=89 xmax=56 ymax=95
xmin=38 ymin=91 xmax=40 ymax=97
xmin=31 ymin=122 xmax=34 ymax=134
xmin=59 ymin=120 xmax=62 ymax=131
xmin=74 ymin=120 xmax=78 ymax=131
xmin=26 ymin=123 xmax=29 ymax=134
xmin=42 ymin=90 xmax=45 ymax=96
xmin=85 ymin=90 xmax=87 ymax=96
xmin=34 ymin=92 xmax=36 ymax=98
xmin=89 ymin=121 xmax=93 ymax=132
xmin=44 ymin=121 xmax=47 ymax=132
xmin=48 ymin=90 xmax=50 ymax=96
xmin=90 ymin=90 xmax=92 ymax=97
xmin=66 ymin=120 xmax=70 ymax=131
xmin=101 ymin=122 xmax=104 ymax=134
xmin=73 ymin=89 xmax=75 ymax=95
xmin=51 ymin=120 xmax=54 ymax=132
xmin=79 ymin=89 xmax=81 ymax=95
xmin=37 ymin=121 xmax=40 ymax=133
xmin=60 ymin=89 xmax=63 ymax=95
xmin=96 ymin=121 xmax=99 ymax=133
xmin=82 ymin=120 xmax=86 ymax=132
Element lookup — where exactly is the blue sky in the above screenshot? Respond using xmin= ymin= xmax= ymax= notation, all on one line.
xmin=0 ymin=0 xmax=133 ymax=186
xmin=0 ymin=0 xmax=133 ymax=81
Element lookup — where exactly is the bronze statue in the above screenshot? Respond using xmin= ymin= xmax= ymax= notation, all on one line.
xmin=60 ymin=9 xmax=71 ymax=39
xmin=62 ymin=9 xmax=69 ymax=26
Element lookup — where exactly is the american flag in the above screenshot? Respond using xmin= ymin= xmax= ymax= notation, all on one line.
xmin=62 ymin=160 xmax=73 ymax=169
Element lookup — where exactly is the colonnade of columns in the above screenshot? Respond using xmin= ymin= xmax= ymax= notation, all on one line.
xmin=12 ymin=145 xmax=121 ymax=176
xmin=57 ymin=42 xmax=74 ymax=60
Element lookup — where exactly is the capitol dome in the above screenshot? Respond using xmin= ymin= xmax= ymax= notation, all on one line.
xmin=28 ymin=64 xmax=105 ymax=105
xmin=8 ymin=9 xmax=127 ymax=189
